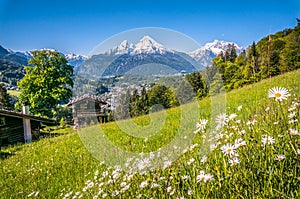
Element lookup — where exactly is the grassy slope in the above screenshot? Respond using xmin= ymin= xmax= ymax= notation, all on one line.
xmin=0 ymin=70 xmax=299 ymax=198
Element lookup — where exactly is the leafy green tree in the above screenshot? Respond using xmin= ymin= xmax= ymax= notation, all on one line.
xmin=16 ymin=50 xmax=73 ymax=117
xmin=0 ymin=84 xmax=12 ymax=109
xmin=148 ymin=84 xmax=177 ymax=111
xmin=185 ymin=71 xmax=208 ymax=99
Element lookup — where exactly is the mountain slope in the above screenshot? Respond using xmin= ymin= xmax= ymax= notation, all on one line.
xmin=189 ymin=40 xmax=244 ymax=67
xmin=1 ymin=69 xmax=299 ymax=198
xmin=78 ymin=36 xmax=204 ymax=77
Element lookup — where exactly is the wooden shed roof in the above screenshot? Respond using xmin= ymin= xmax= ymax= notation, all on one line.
xmin=67 ymin=94 xmax=107 ymax=106
xmin=0 ymin=109 xmax=56 ymax=125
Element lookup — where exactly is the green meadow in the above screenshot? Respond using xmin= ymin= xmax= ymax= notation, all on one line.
xmin=1 ymin=70 xmax=299 ymax=198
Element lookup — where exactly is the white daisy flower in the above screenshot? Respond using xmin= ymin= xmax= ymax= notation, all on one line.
xmin=275 ymin=154 xmax=285 ymax=161
xmin=137 ymin=158 xmax=150 ymax=170
xmin=151 ymin=183 xmax=160 ymax=189
xmin=216 ymin=113 xmax=228 ymax=127
xmin=289 ymin=129 xmax=299 ymax=135
xmin=196 ymin=170 xmax=205 ymax=182
xmin=237 ymin=105 xmax=243 ymax=111
xmin=229 ymin=157 xmax=240 ymax=166
xmin=221 ymin=143 xmax=236 ymax=156
xmin=204 ymin=174 xmax=214 ymax=182
xmin=229 ymin=113 xmax=237 ymax=120
xmin=139 ymin=181 xmax=148 ymax=189
xmin=196 ymin=119 xmax=208 ymax=130
xmin=201 ymin=155 xmax=207 ymax=163
xmin=268 ymin=87 xmax=290 ymax=101
xmin=262 ymin=135 xmax=275 ymax=145
xmin=163 ymin=160 xmax=172 ymax=169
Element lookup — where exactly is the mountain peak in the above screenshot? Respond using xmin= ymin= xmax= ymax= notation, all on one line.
xmin=133 ymin=35 xmax=167 ymax=54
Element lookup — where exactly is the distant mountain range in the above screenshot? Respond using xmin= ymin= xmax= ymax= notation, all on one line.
xmin=78 ymin=36 xmax=243 ymax=77
xmin=0 ymin=37 xmax=243 ymax=85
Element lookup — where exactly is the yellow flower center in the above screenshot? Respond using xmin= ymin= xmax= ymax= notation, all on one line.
xmin=275 ymin=93 xmax=281 ymax=98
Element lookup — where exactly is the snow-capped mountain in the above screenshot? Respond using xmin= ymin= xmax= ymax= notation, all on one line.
xmin=132 ymin=35 xmax=168 ymax=55
xmin=79 ymin=36 xmax=201 ymax=77
xmin=189 ymin=40 xmax=244 ymax=67
xmin=105 ymin=40 xmax=135 ymax=55
xmin=64 ymin=53 xmax=88 ymax=67
xmin=105 ymin=36 xmax=170 ymax=56
xmin=79 ymin=37 xmax=245 ymax=77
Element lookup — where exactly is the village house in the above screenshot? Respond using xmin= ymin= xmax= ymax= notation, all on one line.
xmin=0 ymin=104 xmax=55 ymax=147
xmin=68 ymin=94 xmax=109 ymax=127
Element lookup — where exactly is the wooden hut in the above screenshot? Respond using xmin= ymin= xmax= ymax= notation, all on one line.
xmin=0 ymin=108 xmax=55 ymax=147
xmin=68 ymin=94 xmax=108 ymax=126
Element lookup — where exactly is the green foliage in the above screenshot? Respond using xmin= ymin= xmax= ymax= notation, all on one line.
xmin=15 ymin=50 xmax=74 ymax=117
xmin=185 ymin=71 xmax=208 ymax=99
xmin=207 ymin=20 xmax=300 ymax=93
xmin=148 ymin=84 xmax=178 ymax=111
xmin=0 ymin=84 xmax=12 ymax=109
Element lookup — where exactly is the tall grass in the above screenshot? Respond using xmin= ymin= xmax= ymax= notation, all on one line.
xmin=0 ymin=70 xmax=299 ymax=198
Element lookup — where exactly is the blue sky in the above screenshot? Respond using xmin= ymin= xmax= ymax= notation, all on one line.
xmin=0 ymin=0 xmax=299 ymax=55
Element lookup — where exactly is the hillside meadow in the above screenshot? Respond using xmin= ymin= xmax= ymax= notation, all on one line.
xmin=0 ymin=70 xmax=300 ymax=198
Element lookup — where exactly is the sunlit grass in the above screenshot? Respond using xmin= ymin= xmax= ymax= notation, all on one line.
xmin=0 ymin=70 xmax=299 ymax=198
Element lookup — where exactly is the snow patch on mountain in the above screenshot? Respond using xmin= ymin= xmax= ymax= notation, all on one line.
xmin=188 ymin=40 xmax=244 ymax=67
xmin=105 ymin=35 xmax=172 ymax=56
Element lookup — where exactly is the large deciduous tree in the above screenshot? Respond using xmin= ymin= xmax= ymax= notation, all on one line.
xmin=16 ymin=50 xmax=73 ymax=117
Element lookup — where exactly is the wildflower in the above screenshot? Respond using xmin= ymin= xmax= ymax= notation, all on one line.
xmin=86 ymin=180 xmax=94 ymax=189
xmin=163 ymin=160 xmax=172 ymax=169
xmin=275 ymin=154 xmax=285 ymax=161
xmin=268 ymin=87 xmax=290 ymax=101
xmin=216 ymin=113 xmax=228 ymax=127
xmin=221 ymin=143 xmax=236 ymax=156
xmin=201 ymin=155 xmax=207 ymax=163
xmin=229 ymin=113 xmax=237 ymax=120
xmin=196 ymin=119 xmax=208 ymax=130
xmin=196 ymin=170 xmax=205 ymax=182
xmin=170 ymin=188 xmax=175 ymax=195
xmin=137 ymin=158 xmax=150 ymax=170
xmin=215 ymin=132 xmax=224 ymax=140
xmin=151 ymin=183 xmax=160 ymax=188
xmin=229 ymin=157 xmax=240 ymax=166
xmin=265 ymin=107 xmax=270 ymax=112
xmin=204 ymin=174 xmax=214 ymax=182
xmin=237 ymin=105 xmax=242 ymax=111
xmin=139 ymin=181 xmax=148 ymax=189
xmin=210 ymin=143 xmax=218 ymax=151
xmin=262 ymin=135 xmax=275 ymax=145
xmin=187 ymin=158 xmax=195 ymax=165
xmin=187 ymin=190 xmax=193 ymax=195
xmin=112 ymin=190 xmax=119 ymax=197
xmin=234 ymin=138 xmax=246 ymax=148
xmin=102 ymin=193 xmax=107 ymax=198
xmin=289 ymin=129 xmax=299 ymax=135
xmin=297 ymin=149 xmax=300 ymax=155
xmin=166 ymin=186 xmax=172 ymax=193
xmin=181 ymin=175 xmax=189 ymax=180
xmin=288 ymin=112 xmax=296 ymax=118
xmin=289 ymin=119 xmax=298 ymax=124
xmin=120 ymin=182 xmax=127 ymax=188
